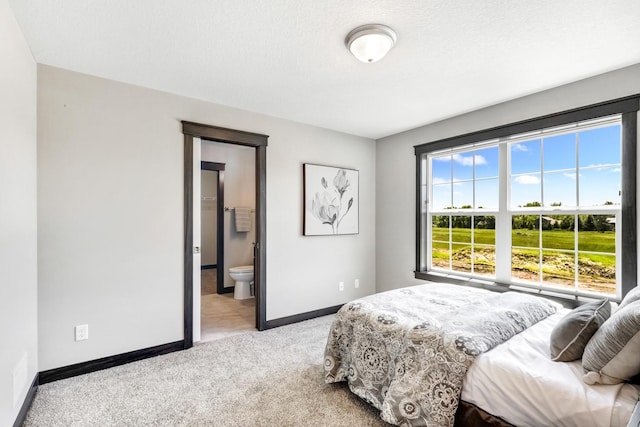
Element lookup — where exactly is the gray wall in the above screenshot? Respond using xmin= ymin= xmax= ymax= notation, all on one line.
xmin=0 ymin=1 xmax=38 ymax=425
xmin=202 ymin=141 xmax=255 ymax=289
xmin=376 ymin=63 xmax=640 ymax=293
xmin=37 ymin=65 xmax=376 ymax=370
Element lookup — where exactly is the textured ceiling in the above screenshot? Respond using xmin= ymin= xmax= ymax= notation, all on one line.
xmin=8 ymin=0 xmax=640 ymax=139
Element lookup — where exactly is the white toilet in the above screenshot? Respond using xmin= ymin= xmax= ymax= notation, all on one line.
xmin=229 ymin=265 xmax=254 ymax=300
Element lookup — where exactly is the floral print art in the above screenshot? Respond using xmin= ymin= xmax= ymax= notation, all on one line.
xmin=311 ymin=169 xmax=354 ymax=234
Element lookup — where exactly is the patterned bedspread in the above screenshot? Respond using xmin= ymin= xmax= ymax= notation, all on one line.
xmin=324 ymin=283 xmax=559 ymax=427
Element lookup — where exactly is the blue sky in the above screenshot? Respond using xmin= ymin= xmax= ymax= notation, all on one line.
xmin=430 ymin=124 xmax=621 ymax=210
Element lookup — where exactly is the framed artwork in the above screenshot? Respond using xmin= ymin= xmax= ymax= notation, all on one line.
xmin=303 ymin=163 xmax=359 ymax=236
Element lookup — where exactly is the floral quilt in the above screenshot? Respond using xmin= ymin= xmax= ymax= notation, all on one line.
xmin=324 ymin=283 xmax=558 ymax=427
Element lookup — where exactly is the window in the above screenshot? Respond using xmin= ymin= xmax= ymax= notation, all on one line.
xmin=415 ymin=96 xmax=639 ymax=300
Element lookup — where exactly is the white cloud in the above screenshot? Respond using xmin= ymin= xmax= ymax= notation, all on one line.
xmin=585 ymin=164 xmax=620 ymax=171
xmin=452 ymin=154 xmax=487 ymax=166
xmin=611 ymin=167 xmax=621 ymax=173
xmin=563 ymin=172 xmax=577 ymax=180
xmin=432 ymin=177 xmax=448 ymax=185
xmin=514 ymin=175 xmax=540 ymax=185
xmin=511 ymin=143 xmax=529 ymax=152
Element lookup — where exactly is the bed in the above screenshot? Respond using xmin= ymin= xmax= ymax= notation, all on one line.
xmin=324 ymin=283 xmax=640 ymax=427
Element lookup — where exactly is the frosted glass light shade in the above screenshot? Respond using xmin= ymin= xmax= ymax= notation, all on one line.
xmin=346 ymin=24 xmax=397 ymax=63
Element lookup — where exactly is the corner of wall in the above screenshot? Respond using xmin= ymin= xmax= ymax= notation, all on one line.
xmin=0 ymin=1 xmax=39 ymax=425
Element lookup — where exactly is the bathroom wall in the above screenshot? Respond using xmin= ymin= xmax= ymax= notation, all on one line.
xmin=0 ymin=1 xmax=38 ymax=425
xmin=201 ymin=141 xmax=256 ymax=288
xmin=201 ymin=169 xmax=218 ymax=266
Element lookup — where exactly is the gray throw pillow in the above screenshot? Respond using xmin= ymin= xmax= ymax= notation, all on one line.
xmin=549 ymin=299 xmax=610 ymax=362
xmin=618 ymin=286 xmax=640 ymax=311
xmin=583 ymin=300 xmax=640 ymax=385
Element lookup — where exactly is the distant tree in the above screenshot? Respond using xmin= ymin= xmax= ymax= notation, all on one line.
xmin=433 ymin=215 xmax=449 ymax=228
xmin=550 ymin=202 xmax=562 ymax=207
xmin=593 ymin=215 xmax=610 ymax=232
xmin=475 ymin=215 xmax=495 ymax=230
xmin=583 ymin=215 xmax=596 ymax=231
xmin=523 ymin=201 xmax=542 ymax=207
xmin=452 ymin=216 xmax=471 ymax=229
xmin=604 ymin=201 xmax=614 ymax=205
xmin=513 ymin=215 xmax=539 ymax=230
xmin=559 ymin=215 xmax=575 ymax=230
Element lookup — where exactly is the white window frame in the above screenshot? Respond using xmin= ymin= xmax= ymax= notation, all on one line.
xmin=414 ymin=96 xmax=639 ymax=302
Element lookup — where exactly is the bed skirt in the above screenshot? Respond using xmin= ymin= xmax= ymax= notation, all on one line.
xmin=454 ymin=401 xmax=514 ymax=427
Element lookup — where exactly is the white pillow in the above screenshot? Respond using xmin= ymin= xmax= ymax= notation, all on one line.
xmin=583 ymin=300 xmax=640 ymax=385
xmin=618 ymin=286 xmax=640 ymax=311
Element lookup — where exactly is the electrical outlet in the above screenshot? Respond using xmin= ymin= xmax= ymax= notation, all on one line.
xmin=75 ymin=324 xmax=89 ymax=341
xmin=339 ymin=281 xmax=344 ymax=291
xmin=355 ymin=279 xmax=360 ymax=289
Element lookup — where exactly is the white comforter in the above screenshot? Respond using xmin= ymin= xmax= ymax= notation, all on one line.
xmin=462 ymin=309 xmax=640 ymax=427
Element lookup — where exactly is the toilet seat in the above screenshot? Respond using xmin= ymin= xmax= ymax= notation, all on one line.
xmin=229 ymin=265 xmax=253 ymax=273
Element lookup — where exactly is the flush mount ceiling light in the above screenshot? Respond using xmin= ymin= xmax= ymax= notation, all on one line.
xmin=345 ymin=24 xmax=397 ymax=63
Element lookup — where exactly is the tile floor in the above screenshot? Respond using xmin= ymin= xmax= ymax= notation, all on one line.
xmin=199 ymin=268 xmax=256 ymax=343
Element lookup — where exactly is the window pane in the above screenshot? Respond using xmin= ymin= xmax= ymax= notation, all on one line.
xmin=474 ymin=245 xmax=495 ymax=276
xmin=431 ymin=216 xmax=450 ymax=270
xmin=451 ymin=216 xmax=471 ymax=243
xmin=511 ymin=173 xmax=541 ymax=208
xmin=512 ymin=248 xmax=540 ymax=283
xmin=432 ymin=215 xmax=450 ymax=233
xmin=543 ymin=171 xmax=576 ymax=207
xmin=577 ymin=253 xmax=615 ymax=295
xmin=431 ymin=183 xmax=452 ymax=211
xmin=432 ymin=155 xmax=452 ymax=184
xmin=512 ymin=215 xmax=540 ymax=248
xmin=452 ymin=243 xmax=472 ymax=273
xmin=543 ymin=133 xmax=575 ymax=172
xmin=542 ymin=251 xmax=575 ymax=288
xmin=453 ymin=181 xmax=473 ymax=208
xmin=475 ymin=147 xmax=499 ymax=179
xmin=474 ymin=216 xmax=495 ymax=245
xmin=431 ymin=240 xmax=450 ymax=270
xmin=475 ymin=178 xmax=498 ymax=210
xmin=542 ymin=215 xmax=574 ymax=250
xmin=511 ymin=139 xmax=541 ymax=174
xmin=579 ymin=125 xmax=621 ymax=168
xmin=578 ymin=215 xmax=615 ymax=253
xmin=579 ymin=167 xmax=620 ymax=207
xmin=452 ymin=153 xmax=474 ymax=181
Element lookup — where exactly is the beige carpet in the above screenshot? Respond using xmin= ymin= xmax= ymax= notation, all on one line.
xmin=24 ymin=316 xmax=389 ymax=426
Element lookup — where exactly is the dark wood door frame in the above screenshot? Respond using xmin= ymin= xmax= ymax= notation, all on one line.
xmin=200 ymin=162 xmax=229 ymax=295
xmin=182 ymin=121 xmax=268 ymax=348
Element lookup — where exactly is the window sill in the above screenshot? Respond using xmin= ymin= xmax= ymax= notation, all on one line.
xmin=413 ymin=270 xmax=619 ymax=308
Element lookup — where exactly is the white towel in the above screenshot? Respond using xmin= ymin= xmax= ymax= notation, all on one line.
xmin=234 ymin=207 xmax=251 ymax=232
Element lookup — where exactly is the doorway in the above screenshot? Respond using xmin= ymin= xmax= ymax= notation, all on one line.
xmin=182 ymin=121 xmax=268 ymax=349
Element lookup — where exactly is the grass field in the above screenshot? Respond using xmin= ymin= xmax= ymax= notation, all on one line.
xmin=432 ymin=228 xmax=615 ymax=254
xmin=431 ymin=227 xmax=616 ymax=294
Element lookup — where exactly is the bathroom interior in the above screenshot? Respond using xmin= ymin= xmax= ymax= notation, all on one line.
xmin=200 ymin=140 xmax=256 ymax=342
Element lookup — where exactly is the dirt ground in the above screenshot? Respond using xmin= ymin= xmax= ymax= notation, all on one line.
xmin=432 ymin=247 xmax=615 ymax=295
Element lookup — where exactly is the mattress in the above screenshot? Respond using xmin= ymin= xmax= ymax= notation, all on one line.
xmin=461 ymin=309 xmax=640 ymax=427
